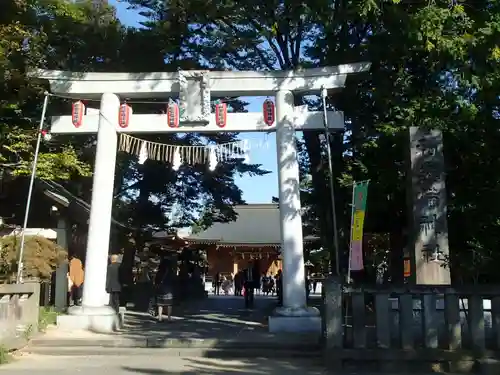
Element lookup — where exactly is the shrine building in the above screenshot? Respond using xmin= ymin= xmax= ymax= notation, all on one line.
xmin=183 ymin=204 xmax=316 ymax=278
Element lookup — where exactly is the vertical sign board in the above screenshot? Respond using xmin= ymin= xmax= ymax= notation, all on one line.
xmin=409 ymin=127 xmax=451 ymax=285
xmin=349 ymin=181 xmax=369 ymax=271
xmin=177 ymin=70 xmax=211 ymax=124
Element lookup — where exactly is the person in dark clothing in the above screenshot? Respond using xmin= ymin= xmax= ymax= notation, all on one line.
xmin=242 ymin=268 xmax=254 ymax=308
xmin=155 ymin=258 xmax=175 ymax=322
xmin=234 ymin=272 xmax=242 ymax=296
xmin=215 ymin=272 xmax=221 ymax=295
xmin=276 ymin=269 xmax=283 ymax=306
xmin=106 ymin=254 xmax=122 ymax=314
xmin=243 ymin=261 xmax=260 ymax=309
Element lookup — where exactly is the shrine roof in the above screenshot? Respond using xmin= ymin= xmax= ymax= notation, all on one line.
xmin=37 ymin=179 xmax=131 ymax=229
xmin=184 ymin=204 xmax=317 ymax=247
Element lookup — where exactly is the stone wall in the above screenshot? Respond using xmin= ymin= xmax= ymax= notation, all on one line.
xmin=0 ymin=282 xmax=40 ymax=350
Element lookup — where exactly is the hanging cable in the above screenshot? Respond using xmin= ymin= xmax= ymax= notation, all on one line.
xmin=16 ymin=92 xmax=50 ymax=283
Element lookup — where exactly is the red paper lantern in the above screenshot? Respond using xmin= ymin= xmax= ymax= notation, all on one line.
xmin=71 ymin=100 xmax=85 ymax=128
xmin=263 ymin=99 xmax=275 ymax=126
xmin=215 ymin=102 xmax=227 ymax=128
xmin=167 ymin=102 xmax=179 ymax=128
xmin=118 ymin=103 xmax=132 ymax=128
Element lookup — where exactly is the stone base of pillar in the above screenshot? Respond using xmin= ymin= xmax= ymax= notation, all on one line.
xmin=56 ymin=305 xmax=119 ymax=333
xmin=268 ymin=306 xmax=321 ymax=333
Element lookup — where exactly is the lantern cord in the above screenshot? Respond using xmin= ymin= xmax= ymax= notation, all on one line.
xmin=117 ymin=133 xmax=256 ymax=166
xmin=83 ymin=108 xmax=257 ymax=169
xmin=46 ymin=92 xmax=241 ymax=106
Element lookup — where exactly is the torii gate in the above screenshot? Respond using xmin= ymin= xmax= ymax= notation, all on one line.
xmin=33 ymin=64 xmax=370 ymax=333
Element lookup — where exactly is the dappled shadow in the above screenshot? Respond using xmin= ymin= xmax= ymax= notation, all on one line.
xmin=115 ymin=295 xmax=312 ymax=347
xmin=121 ymin=357 xmax=326 ymax=375
xmin=275 ymin=90 xmax=309 ymax=306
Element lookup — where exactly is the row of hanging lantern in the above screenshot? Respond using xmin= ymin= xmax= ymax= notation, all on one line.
xmin=119 ymin=103 xmax=132 ymax=128
xmin=167 ymin=101 xmax=180 ymax=128
xmin=263 ymin=99 xmax=275 ymax=126
xmin=70 ymin=98 xmax=276 ymax=128
xmin=215 ymin=101 xmax=227 ymax=128
xmin=71 ymin=100 xmax=85 ymax=128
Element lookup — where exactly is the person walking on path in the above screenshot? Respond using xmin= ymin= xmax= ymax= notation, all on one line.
xmin=106 ymin=254 xmax=122 ymax=314
xmin=155 ymin=258 xmax=175 ymax=322
xmin=243 ymin=261 xmax=260 ymax=309
xmin=214 ymin=272 xmax=221 ymax=295
xmin=243 ymin=268 xmax=254 ymax=309
xmin=68 ymin=255 xmax=84 ymax=306
xmin=276 ymin=269 xmax=283 ymax=306
xmin=233 ymin=271 xmax=243 ymax=296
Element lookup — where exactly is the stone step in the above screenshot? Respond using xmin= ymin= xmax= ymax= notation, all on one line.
xmin=21 ymin=346 xmax=322 ymax=359
xmin=28 ymin=335 xmax=321 ymax=350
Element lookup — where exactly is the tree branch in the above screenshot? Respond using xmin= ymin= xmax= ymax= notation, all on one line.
xmin=114 ymin=180 xmax=142 ymax=198
xmin=247 ymin=18 xmax=286 ymax=69
xmin=217 ymin=18 xmax=276 ymax=71
xmin=292 ymin=19 xmax=304 ymax=66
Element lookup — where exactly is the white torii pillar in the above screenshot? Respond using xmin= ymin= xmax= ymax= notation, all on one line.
xmin=275 ymin=90 xmax=307 ymax=311
xmin=33 ymin=64 xmax=370 ymax=333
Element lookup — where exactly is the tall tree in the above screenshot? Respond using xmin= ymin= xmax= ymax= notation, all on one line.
xmin=126 ymin=0 xmax=362 ymax=273
xmin=125 ymin=0 xmax=500 ymax=283
xmin=1 ymin=0 xmax=269 ymax=241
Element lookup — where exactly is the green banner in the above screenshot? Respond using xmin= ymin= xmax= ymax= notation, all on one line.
xmin=353 ymin=181 xmax=369 ymax=211
xmin=349 ymin=180 xmax=370 ymax=271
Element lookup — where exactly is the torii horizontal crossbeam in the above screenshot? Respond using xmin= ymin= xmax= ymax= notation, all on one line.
xmin=30 ymin=63 xmax=371 ymax=98
xmin=50 ymin=111 xmax=344 ymax=134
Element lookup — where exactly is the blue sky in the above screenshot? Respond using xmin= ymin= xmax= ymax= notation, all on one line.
xmin=110 ymin=0 xmax=278 ymax=203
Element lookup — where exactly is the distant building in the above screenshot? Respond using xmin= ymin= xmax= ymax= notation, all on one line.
xmin=172 ymin=204 xmax=318 ymax=278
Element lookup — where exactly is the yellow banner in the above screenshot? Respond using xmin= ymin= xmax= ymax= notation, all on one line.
xmin=351 ymin=210 xmax=365 ymax=242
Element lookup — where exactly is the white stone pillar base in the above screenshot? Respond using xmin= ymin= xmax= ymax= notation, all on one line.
xmin=274 ymin=305 xmax=320 ymax=317
xmin=268 ymin=306 xmax=321 ymax=333
xmin=56 ymin=305 xmax=118 ymax=333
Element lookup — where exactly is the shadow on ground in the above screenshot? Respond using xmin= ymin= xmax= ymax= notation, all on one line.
xmin=29 ymin=294 xmax=322 ymax=353
xmin=121 ymin=357 xmax=326 ymax=375
xmin=121 ymin=295 xmax=277 ymax=341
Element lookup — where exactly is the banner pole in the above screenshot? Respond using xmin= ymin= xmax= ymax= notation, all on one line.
xmin=347 ymin=181 xmax=357 ymax=284
xmin=321 ymin=86 xmax=341 ymax=276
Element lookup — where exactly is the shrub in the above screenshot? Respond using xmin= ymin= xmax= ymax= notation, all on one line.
xmin=38 ymin=306 xmax=60 ymax=332
xmin=0 ymin=235 xmax=67 ymax=283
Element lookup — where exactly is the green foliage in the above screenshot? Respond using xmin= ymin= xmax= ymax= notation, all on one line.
xmin=126 ymin=0 xmax=500 ymax=282
xmin=0 ymin=345 xmax=10 ymax=365
xmin=38 ymin=306 xmax=60 ymax=332
xmin=0 ymin=0 xmax=269 ymax=245
xmin=0 ymin=0 xmax=99 ymax=180
xmin=3 ymin=0 xmax=500 ymax=283
xmin=0 ymin=235 xmax=67 ymax=282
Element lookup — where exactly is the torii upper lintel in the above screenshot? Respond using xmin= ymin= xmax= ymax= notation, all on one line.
xmin=29 ymin=62 xmax=371 ymax=98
